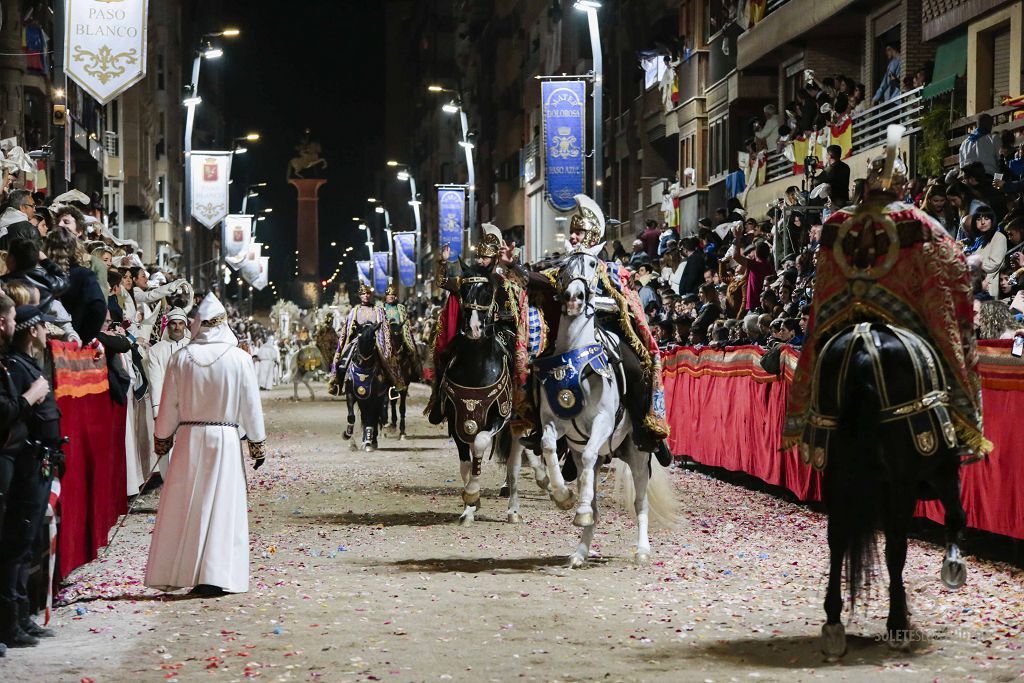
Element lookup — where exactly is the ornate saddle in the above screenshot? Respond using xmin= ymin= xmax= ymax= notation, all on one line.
xmin=441 ymin=358 xmax=513 ymax=444
xmin=803 ymin=322 xmax=957 ymax=470
xmin=533 ymin=343 xmax=613 ymax=419
xmin=347 ymin=360 xmax=383 ymax=399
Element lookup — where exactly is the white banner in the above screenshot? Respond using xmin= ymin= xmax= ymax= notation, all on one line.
xmin=253 ymin=257 xmax=270 ymax=291
xmin=66 ymin=0 xmax=149 ymax=105
xmin=190 ymin=151 xmax=232 ymax=229
xmin=240 ymin=241 xmax=262 ymax=283
xmin=223 ymin=214 xmax=252 ymax=269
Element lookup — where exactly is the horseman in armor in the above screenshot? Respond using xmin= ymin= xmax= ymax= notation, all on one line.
xmin=328 ymin=284 xmax=405 ymax=396
xmin=383 ymin=283 xmax=422 ymax=379
xmin=426 ymin=225 xmax=532 ymax=425
xmin=501 ymin=194 xmax=670 ymax=453
xmin=785 ymin=126 xmax=991 ymax=463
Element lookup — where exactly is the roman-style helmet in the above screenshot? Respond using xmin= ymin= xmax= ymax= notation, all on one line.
xmin=568 ymin=193 xmax=605 ymax=248
xmin=474 ymin=222 xmax=504 ymax=259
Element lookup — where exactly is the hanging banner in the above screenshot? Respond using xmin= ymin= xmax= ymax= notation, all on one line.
xmin=190 ymin=151 xmax=232 ymax=229
xmin=373 ymin=251 xmax=390 ymax=295
xmin=393 ymin=232 xmax=417 ymax=287
xmin=65 ymin=0 xmax=149 ymax=105
xmin=356 ymin=260 xmax=372 ymax=286
xmin=240 ymin=241 xmax=262 ymax=284
xmin=253 ymin=257 xmax=270 ymax=291
xmin=223 ymin=214 xmax=252 ymax=269
xmin=437 ymin=187 xmax=465 ymax=260
xmin=541 ymin=80 xmax=586 ymax=211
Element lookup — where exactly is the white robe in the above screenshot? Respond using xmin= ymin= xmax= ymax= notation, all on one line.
xmin=147 ymin=336 xmax=189 ymax=415
xmin=122 ymin=353 xmax=145 ymax=496
xmin=145 ymin=324 xmax=266 ymax=593
xmin=255 ymin=343 xmax=279 ymax=390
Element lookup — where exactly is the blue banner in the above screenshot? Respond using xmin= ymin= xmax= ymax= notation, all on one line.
xmin=373 ymin=251 xmax=390 ymax=295
xmin=394 ymin=232 xmax=417 ymax=287
xmin=437 ymin=187 xmax=465 ymax=260
xmin=542 ymin=80 xmax=586 ymax=211
xmin=356 ymin=260 xmax=371 ymax=287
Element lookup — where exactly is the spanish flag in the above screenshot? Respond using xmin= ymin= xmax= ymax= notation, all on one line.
xmin=829 ymin=117 xmax=854 ymax=159
xmin=749 ymin=0 xmax=767 ymax=25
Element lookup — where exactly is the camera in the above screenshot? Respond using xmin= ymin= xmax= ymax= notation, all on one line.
xmin=804 ymin=155 xmax=819 ymax=171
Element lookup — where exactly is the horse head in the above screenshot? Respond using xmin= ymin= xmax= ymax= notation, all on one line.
xmin=557 ymin=243 xmax=604 ymax=318
xmin=458 ymin=266 xmax=498 ymax=341
xmin=354 ymin=321 xmax=380 ymax=361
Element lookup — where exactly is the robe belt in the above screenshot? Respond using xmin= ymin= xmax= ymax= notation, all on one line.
xmin=179 ymin=420 xmax=240 ymax=429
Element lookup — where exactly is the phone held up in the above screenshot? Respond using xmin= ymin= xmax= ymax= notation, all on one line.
xmin=1013 ymin=335 xmax=1024 ymax=358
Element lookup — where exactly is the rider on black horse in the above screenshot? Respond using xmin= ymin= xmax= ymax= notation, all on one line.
xmin=328 ymin=284 xmax=405 ymax=397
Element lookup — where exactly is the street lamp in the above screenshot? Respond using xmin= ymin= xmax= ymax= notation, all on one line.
xmin=431 ymin=89 xmax=477 ymax=254
xmin=390 ymin=163 xmax=422 ymax=277
xmin=183 ymin=27 xmax=240 ymax=284
xmin=241 ymin=181 xmax=266 ymax=213
xmin=574 ymin=0 xmax=603 ymax=206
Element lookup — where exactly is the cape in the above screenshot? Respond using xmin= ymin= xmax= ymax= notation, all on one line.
xmin=784 ymin=194 xmax=991 ymax=457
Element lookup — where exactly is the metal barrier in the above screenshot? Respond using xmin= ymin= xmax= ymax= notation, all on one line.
xmin=765 ymin=149 xmax=792 ymax=183
xmin=849 ymin=87 xmax=923 ymax=154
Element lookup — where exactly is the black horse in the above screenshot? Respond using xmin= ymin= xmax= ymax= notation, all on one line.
xmin=387 ymin=321 xmax=421 ymax=439
xmin=810 ymin=322 xmax=968 ymax=658
xmin=340 ymin=322 xmax=391 ymax=451
xmin=438 ymin=266 xmax=519 ymax=523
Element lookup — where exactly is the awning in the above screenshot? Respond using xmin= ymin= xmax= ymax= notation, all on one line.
xmin=922 ymin=32 xmax=967 ymax=100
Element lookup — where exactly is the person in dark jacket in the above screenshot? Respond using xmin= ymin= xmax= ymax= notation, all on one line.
xmin=2 ymin=238 xmax=70 ymax=310
xmin=817 ymin=145 xmax=851 ymax=206
xmin=692 ymin=283 xmax=723 ymax=339
xmin=677 ymin=237 xmax=706 ymax=296
xmin=43 ymin=229 xmax=106 ymax=344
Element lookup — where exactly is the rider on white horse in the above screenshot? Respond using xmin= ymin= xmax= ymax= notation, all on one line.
xmin=328 ymin=285 xmax=404 ymax=397
xmin=501 ymin=195 xmax=671 ymax=458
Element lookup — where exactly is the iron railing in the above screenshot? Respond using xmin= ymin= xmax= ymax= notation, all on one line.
xmin=849 ymin=86 xmax=923 ymax=154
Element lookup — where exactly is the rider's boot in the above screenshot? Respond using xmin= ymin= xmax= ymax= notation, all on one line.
xmin=619 ymin=341 xmax=659 ymax=453
xmin=518 ymin=377 xmax=543 ymax=454
xmin=426 ymin=348 xmax=452 ymax=425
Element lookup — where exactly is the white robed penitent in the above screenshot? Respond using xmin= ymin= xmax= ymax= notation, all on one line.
xmin=144 ymin=295 xmax=266 ymax=594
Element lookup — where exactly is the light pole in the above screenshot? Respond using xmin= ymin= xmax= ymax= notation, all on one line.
xmin=574 ymin=1 xmax=603 ymax=206
xmin=182 ymin=27 xmax=239 ymax=284
xmin=429 ymin=85 xmax=477 ymax=251
xmin=241 ymin=181 xmax=267 ymax=214
xmin=387 ymin=160 xmax=423 ymax=279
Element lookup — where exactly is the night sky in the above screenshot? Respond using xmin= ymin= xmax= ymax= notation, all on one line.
xmin=219 ymin=1 xmax=387 ymax=301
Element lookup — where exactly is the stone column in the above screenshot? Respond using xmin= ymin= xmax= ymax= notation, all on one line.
xmin=288 ymin=177 xmax=327 ymax=306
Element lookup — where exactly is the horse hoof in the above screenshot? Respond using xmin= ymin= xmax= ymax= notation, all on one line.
xmin=363 ymin=444 xmax=376 ymax=452
xmin=462 ymin=491 xmax=481 ymax=507
xmin=573 ymin=511 xmax=594 ymax=527
xmin=567 ymin=554 xmax=585 ymax=569
xmin=535 ymin=475 xmax=550 ymax=491
xmin=633 ymin=551 xmax=651 ymax=566
xmin=552 ymin=488 xmax=575 ymax=511
xmin=820 ymin=623 xmax=846 ymax=660
xmin=459 ymin=514 xmax=474 ymax=526
xmin=942 ymin=547 xmax=967 ymax=589
xmin=507 ymin=512 xmax=521 ymax=524
xmin=400 ymin=433 xmax=407 ymax=441
xmin=342 ymin=429 xmax=353 ymax=440
xmin=887 ymin=631 xmax=914 ymax=651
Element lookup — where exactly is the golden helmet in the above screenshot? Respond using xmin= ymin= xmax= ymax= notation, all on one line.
xmin=385 ymin=283 xmax=397 ymax=297
xmin=864 ymin=124 xmax=909 ymax=197
xmin=474 ymin=222 xmax=504 ymax=259
xmin=358 ymin=283 xmax=375 ymax=297
xmin=567 ymin=193 xmax=605 ymax=248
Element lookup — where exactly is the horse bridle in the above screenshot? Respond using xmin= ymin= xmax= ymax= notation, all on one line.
xmin=557 ymin=252 xmax=599 ymax=318
xmin=459 ymin=276 xmax=497 ymax=336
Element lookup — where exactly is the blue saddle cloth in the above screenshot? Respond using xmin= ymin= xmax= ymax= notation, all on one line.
xmin=347 ymin=361 xmax=378 ymax=398
xmin=533 ymin=343 xmax=611 ymax=419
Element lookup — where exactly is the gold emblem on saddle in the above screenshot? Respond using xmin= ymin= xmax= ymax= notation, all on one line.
xmin=462 ymin=398 xmax=480 ymax=411
xmin=357 ymin=387 xmax=367 ymax=396
xmin=463 ymin=419 xmax=479 ymax=436
xmin=552 ymin=366 xmax=569 ymax=381
xmin=357 ymin=373 xmax=368 ymax=381
xmin=558 ymin=389 xmax=576 ymax=409
xmin=916 ymin=432 xmax=936 ymax=453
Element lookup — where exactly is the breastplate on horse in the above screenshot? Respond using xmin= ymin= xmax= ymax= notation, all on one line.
xmin=328 ymin=288 xmax=405 ymax=397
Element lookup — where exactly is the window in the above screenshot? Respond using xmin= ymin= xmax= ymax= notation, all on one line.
xmin=991 ymin=27 xmax=1011 ymax=108
xmin=157 ymin=54 xmax=166 ymax=91
xmin=156 ymin=174 xmax=167 ymax=220
xmin=708 ymin=115 xmax=728 ymax=179
xmin=783 ymin=57 xmax=806 ymax=109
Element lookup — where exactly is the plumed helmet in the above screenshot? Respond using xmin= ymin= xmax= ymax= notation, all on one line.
xmin=568 ymin=194 xmax=605 ymax=248
xmin=474 ymin=222 xmax=504 ymax=258
xmin=865 ymin=124 xmax=909 ymax=197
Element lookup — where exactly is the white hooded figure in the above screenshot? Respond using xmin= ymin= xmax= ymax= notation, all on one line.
xmin=147 ymin=307 xmax=191 ymax=416
xmin=145 ymin=293 xmax=267 ymax=595
xmin=255 ymin=335 xmax=279 ymax=390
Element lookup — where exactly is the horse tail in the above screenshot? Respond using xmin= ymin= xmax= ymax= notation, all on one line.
xmin=829 ymin=357 xmax=882 ymax=611
xmin=611 ymin=458 xmax=679 ymax=530
xmin=494 ymin=425 xmax=512 ymax=465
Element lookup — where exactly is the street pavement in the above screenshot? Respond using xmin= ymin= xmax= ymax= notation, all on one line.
xmin=3 ymin=383 xmax=1022 ymax=682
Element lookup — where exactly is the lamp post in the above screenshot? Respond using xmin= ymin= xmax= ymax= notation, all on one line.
xmin=386 ymin=161 xmax=422 ymax=281
xmin=573 ymin=1 xmax=603 ymax=206
xmin=429 ymin=86 xmax=477 ymax=252
xmin=241 ymin=181 xmax=267 ymax=214
xmin=182 ymin=28 xmax=239 ymax=284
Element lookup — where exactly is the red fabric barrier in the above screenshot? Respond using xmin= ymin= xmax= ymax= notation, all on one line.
xmin=662 ymin=342 xmax=1023 ymax=540
xmin=50 ymin=341 xmax=127 ymax=578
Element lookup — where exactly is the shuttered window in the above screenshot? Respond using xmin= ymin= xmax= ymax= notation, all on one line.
xmin=992 ymin=28 xmax=1011 ymax=108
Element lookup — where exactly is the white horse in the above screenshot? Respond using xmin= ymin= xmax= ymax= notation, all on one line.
xmin=535 ymin=245 xmax=677 ymax=567
xmin=283 ymin=345 xmax=319 ymax=400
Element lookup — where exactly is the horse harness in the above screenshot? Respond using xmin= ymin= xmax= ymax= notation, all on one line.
xmin=803 ymin=322 xmax=957 ymax=470
xmin=441 ymin=357 xmax=514 ymax=445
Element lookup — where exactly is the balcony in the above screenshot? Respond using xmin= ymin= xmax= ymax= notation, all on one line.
xmin=737 ymin=0 xmax=859 ymax=70
xmin=945 ymin=103 xmax=1024 ymax=169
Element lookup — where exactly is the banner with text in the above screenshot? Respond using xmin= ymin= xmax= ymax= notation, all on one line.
xmin=356 ymin=260 xmax=372 ymax=287
xmin=373 ymin=251 xmax=390 ymax=295
xmin=223 ymin=214 xmax=252 ymax=269
xmin=542 ymin=80 xmax=586 ymax=211
xmin=437 ymin=187 xmax=465 ymax=260
xmin=190 ymin=151 xmax=232 ymax=229
xmin=393 ymin=232 xmax=417 ymax=287
xmin=66 ymin=0 xmax=149 ymax=104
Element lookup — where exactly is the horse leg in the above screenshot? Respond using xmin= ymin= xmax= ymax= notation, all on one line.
xmin=460 ymin=432 xmax=490 ymax=525
xmin=629 ymin=448 xmax=652 ymax=565
xmin=305 ymin=375 xmax=315 ymax=400
xmin=821 ymin=511 xmax=849 ymax=660
xmin=522 ymin=444 xmax=549 ymax=492
xmin=568 ymin=456 xmax=600 ymax=569
xmin=344 ymin=393 xmax=356 ymax=441
xmin=939 ymin=460 xmax=968 ymax=589
xmin=399 ymin=391 xmax=407 ymax=439
xmin=506 ymin=442 xmax=523 ymax=524
xmin=884 ymin=489 xmax=915 ymax=649
xmin=573 ymin=411 xmax=614 ymax=528
xmin=390 ymin=394 xmax=398 ymax=428
xmin=540 ymin=421 xmax=573 ymax=510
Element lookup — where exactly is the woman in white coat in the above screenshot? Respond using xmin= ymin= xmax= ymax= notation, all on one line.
xmin=963 ymin=207 xmax=1007 ymax=297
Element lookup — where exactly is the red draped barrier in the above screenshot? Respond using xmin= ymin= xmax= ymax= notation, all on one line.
xmin=50 ymin=341 xmax=127 ymax=578
xmin=662 ymin=341 xmax=1024 ymax=540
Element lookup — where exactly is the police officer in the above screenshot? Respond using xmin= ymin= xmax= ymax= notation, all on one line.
xmin=0 ymin=304 xmax=61 ymax=652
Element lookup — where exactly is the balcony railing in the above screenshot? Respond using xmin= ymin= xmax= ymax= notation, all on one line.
xmin=765 ymin=149 xmax=791 ymax=183
xmin=849 ymin=86 xmax=923 ymax=154
xmin=765 ymin=0 xmax=792 ymax=14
